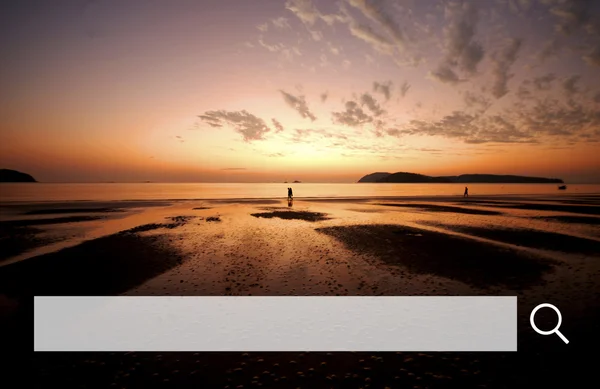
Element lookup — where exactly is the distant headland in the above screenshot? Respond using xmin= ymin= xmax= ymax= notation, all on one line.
xmin=358 ymin=172 xmax=563 ymax=184
xmin=0 ymin=169 xmax=36 ymax=183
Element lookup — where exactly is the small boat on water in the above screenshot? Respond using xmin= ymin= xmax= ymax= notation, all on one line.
xmin=558 ymin=185 xmax=567 ymax=190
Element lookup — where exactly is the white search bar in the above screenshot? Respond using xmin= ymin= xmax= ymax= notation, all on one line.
xmin=34 ymin=296 xmax=517 ymax=352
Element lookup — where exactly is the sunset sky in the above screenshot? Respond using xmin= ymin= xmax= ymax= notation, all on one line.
xmin=1 ymin=0 xmax=600 ymax=183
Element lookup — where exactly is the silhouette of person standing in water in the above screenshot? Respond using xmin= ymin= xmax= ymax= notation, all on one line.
xmin=464 ymin=186 xmax=469 ymax=197
xmin=287 ymin=187 xmax=294 ymax=206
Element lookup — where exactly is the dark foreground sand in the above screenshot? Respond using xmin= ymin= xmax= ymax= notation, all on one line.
xmin=1 ymin=194 xmax=600 ymax=387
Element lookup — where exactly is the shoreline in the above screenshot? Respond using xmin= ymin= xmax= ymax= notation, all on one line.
xmin=1 ymin=191 xmax=600 ymax=206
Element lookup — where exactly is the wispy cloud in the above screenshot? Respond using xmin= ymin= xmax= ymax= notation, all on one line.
xmin=431 ymin=1 xmax=484 ymax=84
xmin=198 ymin=110 xmax=272 ymax=142
xmin=347 ymin=0 xmax=406 ymax=49
xmin=399 ymin=81 xmax=410 ymax=97
xmin=348 ymin=23 xmax=394 ymax=54
xmin=490 ymin=38 xmax=523 ymax=99
xmin=279 ymin=90 xmax=317 ymax=121
xmin=332 ymin=101 xmax=374 ymax=127
xmin=271 ymin=118 xmax=285 ymax=133
xmin=373 ymin=81 xmax=392 ymax=101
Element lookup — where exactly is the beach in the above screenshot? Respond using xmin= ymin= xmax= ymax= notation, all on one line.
xmin=2 ymin=191 xmax=600 ymax=387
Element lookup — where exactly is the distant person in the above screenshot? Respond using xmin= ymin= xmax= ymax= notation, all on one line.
xmin=464 ymin=186 xmax=469 ymax=197
xmin=289 ymin=187 xmax=294 ymax=199
xmin=287 ymin=187 xmax=292 ymax=200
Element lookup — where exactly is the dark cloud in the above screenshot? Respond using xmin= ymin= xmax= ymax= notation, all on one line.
xmin=373 ymin=81 xmax=392 ymax=101
xmin=399 ymin=81 xmax=411 ymax=97
xmin=594 ymin=92 xmax=600 ymax=103
xmin=516 ymin=97 xmax=600 ymax=139
xmin=463 ymin=91 xmax=491 ymax=113
xmin=332 ymin=101 xmax=373 ymax=126
xmin=320 ymin=92 xmax=328 ymax=102
xmin=271 ymin=118 xmax=285 ymax=133
xmin=199 ymin=110 xmax=271 ymax=142
xmin=360 ymin=93 xmax=385 ymax=116
xmin=537 ymin=38 xmax=561 ymax=62
xmin=279 ymin=90 xmax=317 ymax=121
xmin=490 ymin=38 xmax=523 ymax=99
xmin=549 ymin=0 xmax=593 ymax=36
xmin=532 ymin=73 xmax=556 ymax=90
xmin=432 ymin=1 xmax=484 ymax=82
xmin=562 ymin=75 xmax=581 ymax=95
xmin=583 ymin=43 xmax=600 ymax=66
xmin=429 ymin=64 xmax=464 ymax=84
xmin=396 ymin=111 xmax=534 ymax=144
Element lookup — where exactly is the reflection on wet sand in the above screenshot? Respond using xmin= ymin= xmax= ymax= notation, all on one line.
xmin=0 ymin=193 xmax=598 ymax=387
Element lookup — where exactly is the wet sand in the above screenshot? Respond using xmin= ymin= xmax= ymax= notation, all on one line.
xmin=1 ymin=194 xmax=599 ymax=387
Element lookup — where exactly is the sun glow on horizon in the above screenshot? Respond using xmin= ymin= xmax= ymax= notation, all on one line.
xmin=1 ymin=0 xmax=599 ymax=183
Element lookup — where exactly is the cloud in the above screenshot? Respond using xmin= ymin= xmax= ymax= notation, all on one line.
xmin=396 ymin=111 xmax=534 ymax=144
xmin=271 ymin=17 xmax=291 ymax=29
xmin=549 ymin=0 xmax=593 ymax=36
xmin=399 ymin=81 xmax=411 ymax=97
xmin=332 ymin=101 xmax=373 ymax=126
xmin=272 ymin=118 xmax=285 ymax=133
xmin=532 ymin=73 xmax=556 ymax=90
xmin=490 ymin=38 xmax=523 ymax=99
xmin=562 ymin=75 xmax=581 ymax=95
xmin=446 ymin=2 xmax=484 ymax=73
xmin=198 ymin=110 xmax=271 ymax=142
xmin=594 ymin=92 xmax=600 ymax=103
xmin=536 ymin=38 xmax=561 ymax=62
xmin=373 ymin=81 xmax=392 ymax=101
xmin=360 ymin=93 xmax=385 ymax=116
xmin=257 ymin=23 xmax=269 ymax=32
xmin=279 ymin=90 xmax=317 ymax=121
xmin=267 ymin=153 xmax=285 ymax=157
xmin=347 ymin=0 xmax=406 ymax=49
xmin=285 ymin=0 xmax=348 ymax=26
xmin=258 ymin=36 xmax=284 ymax=52
xmin=429 ymin=64 xmax=464 ymax=84
xmin=433 ymin=1 xmax=484 ymax=78
xmin=292 ymin=128 xmax=349 ymax=142
xmin=463 ymin=91 xmax=491 ymax=113
xmin=320 ymin=92 xmax=328 ymax=102
xmin=285 ymin=0 xmax=321 ymax=25
xmin=583 ymin=43 xmax=600 ymax=67
xmin=348 ymin=23 xmax=394 ymax=54
xmin=516 ymin=97 xmax=600 ymax=139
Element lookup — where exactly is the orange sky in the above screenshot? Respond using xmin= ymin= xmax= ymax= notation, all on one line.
xmin=1 ymin=0 xmax=599 ymax=183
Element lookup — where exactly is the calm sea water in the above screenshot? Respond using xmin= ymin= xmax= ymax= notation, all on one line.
xmin=1 ymin=183 xmax=599 ymax=202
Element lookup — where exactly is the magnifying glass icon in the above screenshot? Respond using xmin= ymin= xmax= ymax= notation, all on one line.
xmin=530 ymin=303 xmax=569 ymax=344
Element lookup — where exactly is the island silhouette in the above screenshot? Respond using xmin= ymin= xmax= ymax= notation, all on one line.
xmin=358 ymin=172 xmax=563 ymax=184
xmin=0 ymin=169 xmax=36 ymax=183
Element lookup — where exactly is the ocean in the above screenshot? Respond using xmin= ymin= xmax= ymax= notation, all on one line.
xmin=1 ymin=182 xmax=599 ymax=202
